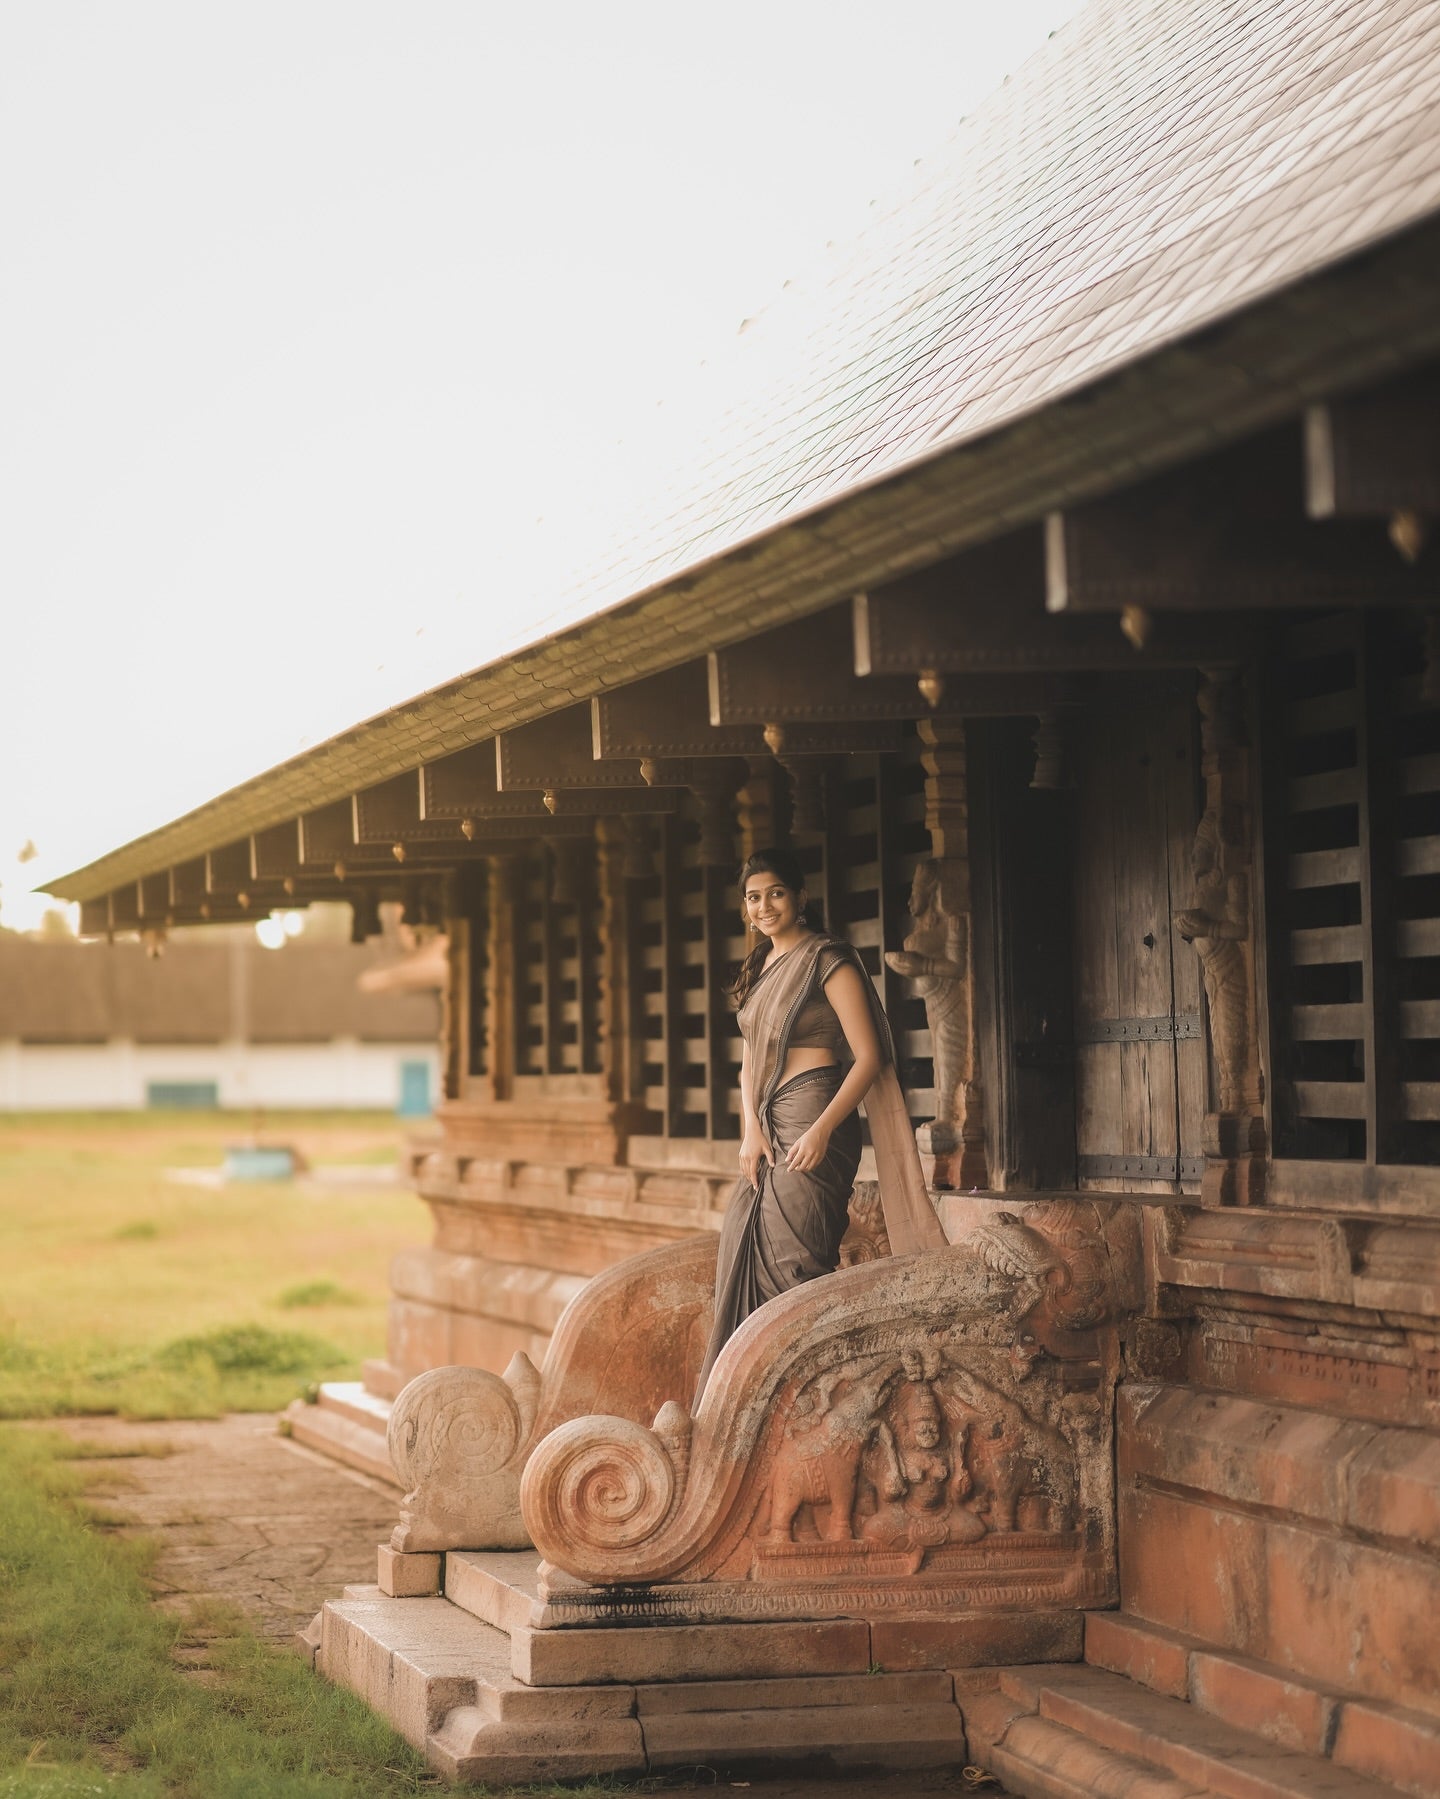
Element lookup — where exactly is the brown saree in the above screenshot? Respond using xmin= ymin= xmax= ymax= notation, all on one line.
xmin=695 ymin=932 xmax=947 ymax=1397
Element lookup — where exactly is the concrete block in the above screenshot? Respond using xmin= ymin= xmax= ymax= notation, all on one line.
xmin=1334 ymin=1698 xmax=1440 ymax=1799
xmin=443 ymin=1549 xmax=542 ymax=1632
xmin=871 ymin=1610 xmax=1083 ymax=1671
xmin=642 ymin=1699 xmax=968 ymax=1772
xmin=633 ymin=1668 xmax=952 ymax=1715
xmin=1189 ymin=1649 xmax=1338 ymax=1757
xmin=1084 ymin=1611 xmax=1194 ymax=1699
xmin=430 ymin=1704 xmax=647 ymax=1784
xmin=510 ymin=1617 xmax=872 ymax=1687
xmin=377 ymin=1546 xmax=442 ymax=1597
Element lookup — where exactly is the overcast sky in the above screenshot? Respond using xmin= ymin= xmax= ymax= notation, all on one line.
xmin=1 ymin=0 xmax=1084 ymax=927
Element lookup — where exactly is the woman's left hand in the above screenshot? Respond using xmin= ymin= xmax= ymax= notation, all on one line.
xmin=785 ymin=1122 xmax=832 ymax=1173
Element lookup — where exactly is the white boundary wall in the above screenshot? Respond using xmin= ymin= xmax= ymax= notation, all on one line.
xmin=0 ymin=1036 xmax=439 ymax=1111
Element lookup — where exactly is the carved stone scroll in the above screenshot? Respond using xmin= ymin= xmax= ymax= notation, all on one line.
xmin=1173 ymin=668 xmax=1266 ymax=1205
xmin=388 ymin=1234 xmax=718 ymax=1554
xmin=520 ymin=1206 xmax=1129 ymax=1621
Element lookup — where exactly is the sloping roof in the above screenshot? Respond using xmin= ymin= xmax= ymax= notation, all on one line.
xmin=0 ymin=936 xmax=438 ymax=1044
xmin=51 ymin=0 xmax=1440 ymax=903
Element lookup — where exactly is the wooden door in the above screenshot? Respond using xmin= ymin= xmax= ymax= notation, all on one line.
xmin=1072 ymin=679 xmax=1205 ymax=1195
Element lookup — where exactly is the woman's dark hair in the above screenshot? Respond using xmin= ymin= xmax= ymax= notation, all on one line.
xmin=731 ymin=848 xmax=819 ymax=1006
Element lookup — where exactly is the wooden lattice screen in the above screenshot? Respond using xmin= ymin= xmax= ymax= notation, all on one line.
xmin=1263 ymin=610 xmax=1440 ymax=1164
xmin=513 ymin=844 xmax=604 ymax=1080
xmin=631 ymin=733 xmax=937 ymax=1144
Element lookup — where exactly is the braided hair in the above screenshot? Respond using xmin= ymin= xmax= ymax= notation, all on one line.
xmin=731 ymin=847 xmax=820 ymax=1007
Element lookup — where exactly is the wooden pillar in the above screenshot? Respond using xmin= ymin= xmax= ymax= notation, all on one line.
xmin=884 ymin=717 xmax=988 ymax=1191
xmin=485 ymin=854 xmax=518 ymax=1103
xmin=735 ymin=756 xmax=777 ymax=860
xmin=1173 ymin=668 xmax=1266 ymax=1205
xmin=595 ymin=818 xmax=642 ymax=1109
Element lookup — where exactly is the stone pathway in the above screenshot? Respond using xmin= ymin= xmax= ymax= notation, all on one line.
xmin=53 ymin=1413 xmax=1011 ymax=1796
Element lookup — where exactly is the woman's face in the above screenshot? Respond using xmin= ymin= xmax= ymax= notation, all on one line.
xmin=743 ymin=872 xmax=804 ymax=940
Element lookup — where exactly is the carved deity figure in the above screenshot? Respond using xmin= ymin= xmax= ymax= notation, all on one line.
xmin=1173 ymin=808 xmax=1252 ymax=1114
xmin=884 ymin=861 xmax=972 ymax=1150
xmin=859 ymin=1370 xmax=986 ymax=1549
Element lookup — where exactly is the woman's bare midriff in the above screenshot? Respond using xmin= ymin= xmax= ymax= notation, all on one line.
xmin=779 ymin=1047 xmax=840 ymax=1085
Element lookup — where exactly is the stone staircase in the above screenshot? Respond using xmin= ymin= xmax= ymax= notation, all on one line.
xmin=960 ymin=1612 xmax=1438 ymax=1799
xmin=303 ymin=1548 xmax=987 ymax=1782
xmin=284 ymin=1379 xmax=398 ymax=1487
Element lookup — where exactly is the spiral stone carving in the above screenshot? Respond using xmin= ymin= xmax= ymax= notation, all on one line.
xmin=387 ymin=1365 xmax=523 ymax=1492
xmin=521 ymin=1414 xmax=676 ymax=1581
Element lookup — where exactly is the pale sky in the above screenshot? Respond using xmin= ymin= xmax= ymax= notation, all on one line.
xmin=1 ymin=0 xmax=1084 ymax=928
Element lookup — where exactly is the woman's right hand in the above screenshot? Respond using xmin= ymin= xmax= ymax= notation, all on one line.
xmin=739 ymin=1130 xmax=770 ymax=1188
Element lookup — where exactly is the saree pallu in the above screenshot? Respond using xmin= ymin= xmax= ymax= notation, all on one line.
xmin=696 ymin=1065 xmax=860 ymax=1397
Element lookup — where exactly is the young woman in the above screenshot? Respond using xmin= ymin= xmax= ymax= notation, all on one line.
xmin=695 ymin=848 xmax=945 ymax=1398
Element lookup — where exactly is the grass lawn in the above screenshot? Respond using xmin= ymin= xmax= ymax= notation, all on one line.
xmin=0 ymin=1111 xmax=430 ymax=1418
xmin=0 ymin=1114 xmax=646 ymax=1795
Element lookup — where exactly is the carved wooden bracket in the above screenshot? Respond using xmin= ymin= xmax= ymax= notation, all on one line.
xmin=1173 ymin=667 xmax=1267 ymax=1205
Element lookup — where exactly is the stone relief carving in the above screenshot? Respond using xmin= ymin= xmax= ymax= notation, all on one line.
xmin=384 ymin=1181 xmax=922 ymax=1557
xmin=520 ymin=1197 xmax=1131 ymax=1621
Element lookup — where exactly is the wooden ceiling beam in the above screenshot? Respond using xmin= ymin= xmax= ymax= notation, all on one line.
xmin=421 ymin=742 xmax=558 ymax=822
xmin=205 ymin=840 xmax=252 ymax=894
xmin=251 ymin=821 xmax=303 ymax=882
xmin=1047 ymin=426 xmax=1439 ymax=614
xmin=710 ymin=603 xmax=1089 ymax=723
xmin=855 ymin=535 xmax=1254 ymax=678
xmin=496 ymin=705 xmax=646 ymax=791
xmin=593 ymin=657 xmax=904 ymax=758
xmin=1306 ymin=365 xmax=1440 ymax=527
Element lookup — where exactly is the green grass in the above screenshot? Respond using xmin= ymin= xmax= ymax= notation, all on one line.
xmin=0 ymin=1118 xmax=683 ymax=1795
xmin=0 ymin=1427 xmax=437 ymax=1797
xmin=276 ymin=1281 xmax=361 ymax=1311
xmin=0 ymin=1112 xmax=428 ymax=1419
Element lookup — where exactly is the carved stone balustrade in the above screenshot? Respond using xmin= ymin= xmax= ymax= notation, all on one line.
xmin=383 ymin=1185 xmax=900 ymax=1554
xmin=518 ymin=1204 xmax=1135 ymax=1630
xmin=388 ymin=1234 xmax=717 ymax=1552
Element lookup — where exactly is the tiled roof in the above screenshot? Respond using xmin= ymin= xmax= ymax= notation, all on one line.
xmin=51 ymin=0 xmax=1440 ymax=903
xmin=0 ymin=936 xmax=439 ymax=1044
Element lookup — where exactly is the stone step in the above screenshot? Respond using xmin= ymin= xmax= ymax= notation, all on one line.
xmin=317 ymin=1587 xmax=972 ymax=1784
xmin=283 ymin=1383 xmax=397 ymax=1486
xmin=983 ymin=1664 xmax=1408 ymax=1799
xmin=317 ymin=1590 xmax=633 ymax=1756
xmin=1085 ymin=1611 xmax=1440 ymax=1792
xmin=444 ymin=1549 xmax=543 ymax=1634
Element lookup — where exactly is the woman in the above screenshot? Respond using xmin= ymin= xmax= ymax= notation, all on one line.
xmin=695 ymin=848 xmax=946 ymax=1398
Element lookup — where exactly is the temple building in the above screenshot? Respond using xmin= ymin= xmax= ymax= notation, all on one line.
xmin=0 ymin=932 xmax=438 ymax=1112
xmin=46 ymin=0 xmax=1440 ymax=1792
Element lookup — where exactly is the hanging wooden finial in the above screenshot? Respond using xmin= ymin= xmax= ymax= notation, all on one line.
xmin=391 ymin=843 xmax=407 ymax=864
xmin=543 ymin=789 xmax=560 ymax=815
xmin=1390 ymin=509 xmax=1429 ymax=564
xmin=333 ymin=861 xmax=347 ymax=881
xmin=763 ymin=721 xmax=786 ymax=755
xmin=639 ymin=758 xmax=660 ymax=786
xmin=1120 ymin=605 xmax=1153 ymax=650
xmin=282 ymin=876 xmax=296 ymax=896
xmin=917 ymin=669 xmax=945 ymax=709
xmin=460 ymin=817 xmax=477 ymax=841
xmin=237 ymin=891 xmax=251 ymax=910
